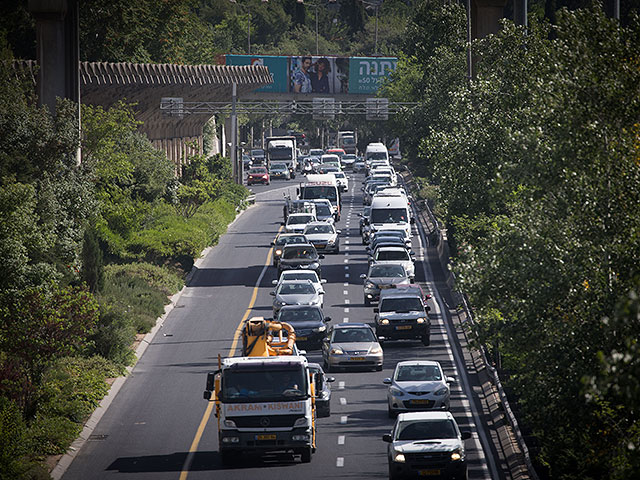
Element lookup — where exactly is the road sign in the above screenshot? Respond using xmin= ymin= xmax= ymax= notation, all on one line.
xmin=366 ymin=98 xmax=388 ymax=120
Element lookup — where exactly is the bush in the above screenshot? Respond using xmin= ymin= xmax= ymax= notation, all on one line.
xmin=28 ymin=356 xmax=122 ymax=457
xmin=98 ymin=263 xmax=183 ymax=334
xmin=90 ymin=306 xmax=136 ymax=366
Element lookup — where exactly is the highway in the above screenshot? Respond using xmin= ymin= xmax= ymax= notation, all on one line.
xmin=61 ymin=171 xmax=507 ymax=480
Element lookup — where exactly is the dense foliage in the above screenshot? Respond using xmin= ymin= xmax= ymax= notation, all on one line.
xmin=386 ymin=4 xmax=640 ymax=479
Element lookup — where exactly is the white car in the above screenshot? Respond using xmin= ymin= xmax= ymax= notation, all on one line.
xmin=272 ymin=270 xmax=327 ymax=293
xmin=371 ymin=246 xmax=416 ymax=281
xmin=270 ymin=279 xmax=324 ymax=315
xmin=284 ymin=213 xmax=317 ymax=233
xmin=303 ymin=222 xmax=341 ymax=254
xmin=383 ymin=361 xmax=454 ymax=417
xmin=333 ymin=171 xmax=349 ymax=192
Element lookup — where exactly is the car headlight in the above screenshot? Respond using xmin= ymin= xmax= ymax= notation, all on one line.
xmin=451 ymin=449 xmax=462 ymax=461
xmin=310 ymin=262 xmax=319 ymax=269
xmin=434 ymin=386 xmax=449 ymax=396
xmin=327 ymin=238 xmax=335 ymax=245
xmin=330 ymin=347 xmax=344 ymax=355
xmin=379 ymin=318 xmax=390 ymax=325
xmin=365 ymin=282 xmax=375 ymax=289
xmin=392 ymin=451 xmax=406 ymax=463
xmin=223 ymin=420 xmax=237 ymax=428
xmin=416 ymin=317 xmax=426 ymax=323
xmin=370 ymin=346 xmax=383 ymax=354
xmin=275 ymin=249 xmax=282 ymax=255
xmin=389 ymin=387 xmax=404 ymax=397
xmin=313 ymin=325 xmax=327 ymax=332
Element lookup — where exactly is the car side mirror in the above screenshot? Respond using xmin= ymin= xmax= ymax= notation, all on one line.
xmin=460 ymin=430 xmax=472 ymax=440
xmin=319 ymin=290 xmax=325 ymax=295
xmin=271 ymin=280 xmax=277 ymax=285
xmin=326 ymin=376 xmax=336 ymax=383
xmin=281 ymin=222 xmax=285 ymax=226
xmin=446 ymin=376 xmax=456 ymax=384
xmin=324 ymin=316 xmax=331 ymax=322
xmin=203 ymin=390 xmax=212 ymax=400
xmin=382 ymin=433 xmax=392 ymax=443
xmin=373 ymin=308 xmax=379 ymax=313
xmin=270 ymin=291 xmax=276 ymax=296
xmin=382 ymin=378 xmax=392 ymax=385
xmin=336 ymin=230 xmax=342 ymax=234
xmin=318 ymin=254 xmax=325 ymax=259
xmin=270 ymin=241 xmax=275 ymax=246
xmin=360 ymin=274 xmax=367 ymax=279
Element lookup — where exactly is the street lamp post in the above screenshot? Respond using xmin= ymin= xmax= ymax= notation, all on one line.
xmin=296 ymin=0 xmax=337 ymax=56
xmin=361 ymin=0 xmax=382 ymax=55
xmin=229 ymin=0 xmax=269 ymax=54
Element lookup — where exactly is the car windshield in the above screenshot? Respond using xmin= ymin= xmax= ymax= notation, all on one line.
xmin=369 ymin=265 xmax=406 ymax=278
xmin=371 ymin=209 xmax=408 ymax=223
xmin=396 ymin=420 xmax=457 ymax=441
xmin=288 ymin=215 xmax=314 ymax=225
xmin=301 ymin=186 xmax=338 ymax=202
xmin=281 ymin=272 xmax=317 ymax=282
xmin=279 ymin=283 xmax=315 ymax=295
xmin=376 ymin=250 xmax=410 ymax=261
xmin=282 ymin=246 xmax=316 ymax=260
xmin=221 ymin=367 xmax=307 ymax=402
xmin=316 ymin=205 xmax=332 ymax=216
xmin=395 ymin=365 xmax=442 ymax=382
xmin=367 ymin=152 xmax=388 ymax=160
xmin=278 ymin=308 xmax=323 ymax=323
xmin=249 ymin=168 xmax=266 ymax=174
xmin=332 ymin=328 xmax=376 ymax=343
xmin=374 ymin=232 xmax=405 ymax=241
xmin=276 ymin=235 xmax=306 ymax=246
xmin=380 ymin=297 xmax=424 ymax=313
xmin=251 ymin=149 xmax=264 ymax=156
xmin=271 ymin=164 xmax=287 ymax=171
xmin=305 ymin=225 xmax=333 ymax=235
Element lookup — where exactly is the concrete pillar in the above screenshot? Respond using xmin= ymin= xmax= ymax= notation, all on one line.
xmin=29 ymin=0 xmax=79 ymax=115
xmin=472 ymin=0 xmax=507 ymax=40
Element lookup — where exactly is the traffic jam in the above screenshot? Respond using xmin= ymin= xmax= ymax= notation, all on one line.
xmin=212 ymin=133 xmax=486 ymax=480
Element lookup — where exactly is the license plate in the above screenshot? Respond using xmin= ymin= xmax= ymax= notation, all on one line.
xmin=380 ymin=285 xmax=393 ymax=289
xmin=396 ymin=325 xmax=412 ymax=330
xmin=256 ymin=434 xmax=276 ymax=441
xmin=349 ymin=357 xmax=365 ymax=361
xmin=418 ymin=470 xmax=440 ymax=476
xmin=297 ymin=336 xmax=307 ymax=341
xmin=410 ymin=400 xmax=431 ymax=405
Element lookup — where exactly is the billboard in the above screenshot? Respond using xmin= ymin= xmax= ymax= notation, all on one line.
xmin=224 ymin=54 xmax=397 ymax=95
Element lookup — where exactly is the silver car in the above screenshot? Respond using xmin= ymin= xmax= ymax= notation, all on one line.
xmin=383 ymin=361 xmax=454 ymax=417
xmin=371 ymin=246 xmax=416 ymax=282
xmin=303 ymin=222 xmax=341 ymax=254
xmin=271 ymin=279 xmax=324 ymax=315
xmin=322 ymin=323 xmax=383 ymax=372
xmin=360 ymin=263 xmax=410 ymax=306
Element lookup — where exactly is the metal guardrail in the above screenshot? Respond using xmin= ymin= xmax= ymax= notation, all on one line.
xmin=400 ymin=162 xmax=539 ymax=480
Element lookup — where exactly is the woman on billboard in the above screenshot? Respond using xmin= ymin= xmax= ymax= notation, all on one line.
xmin=310 ymin=58 xmax=331 ymax=94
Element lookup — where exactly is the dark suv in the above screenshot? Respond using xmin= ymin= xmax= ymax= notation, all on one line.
xmin=277 ymin=243 xmax=323 ymax=278
xmin=374 ymin=285 xmax=431 ymax=345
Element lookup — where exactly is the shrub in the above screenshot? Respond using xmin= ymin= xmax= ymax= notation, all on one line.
xmin=90 ymin=306 xmax=136 ymax=366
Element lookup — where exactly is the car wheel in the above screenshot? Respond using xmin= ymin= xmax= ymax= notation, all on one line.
xmin=376 ymin=365 xmax=383 ymax=371
xmin=422 ymin=335 xmax=430 ymax=346
xmin=364 ymin=297 xmax=371 ymax=306
xmin=220 ymin=451 xmax=237 ymax=466
xmin=334 ymin=245 xmax=340 ymax=254
xmin=388 ymin=406 xmax=396 ymax=419
xmin=410 ymin=276 xmax=415 ymax=283
xmin=388 ymin=465 xmax=402 ymax=480
xmin=300 ymin=447 xmax=312 ymax=463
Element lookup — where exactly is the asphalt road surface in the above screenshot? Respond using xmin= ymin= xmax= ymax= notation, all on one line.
xmin=61 ymin=172 xmax=506 ymax=480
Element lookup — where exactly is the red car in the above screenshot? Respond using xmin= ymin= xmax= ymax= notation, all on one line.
xmin=247 ymin=166 xmax=270 ymax=185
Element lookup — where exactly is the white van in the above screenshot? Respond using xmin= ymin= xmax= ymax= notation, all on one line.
xmin=365 ymin=143 xmax=389 ymax=164
xmin=298 ymin=174 xmax=342 ymax=221
xmin=369 ymin=195 xmax=413 ymax=240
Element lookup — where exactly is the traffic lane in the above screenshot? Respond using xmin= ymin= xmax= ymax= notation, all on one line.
xmin=62 ymin=199 xmax=284 ymax=480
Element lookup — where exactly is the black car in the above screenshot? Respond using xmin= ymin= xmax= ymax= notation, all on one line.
xmin=308 ymin=362 xmax=335 ymax=417
xmin=277 ymin=243 xmax=324 ymax=278
xmin=276 ymin=305 xmax=331 ymax=350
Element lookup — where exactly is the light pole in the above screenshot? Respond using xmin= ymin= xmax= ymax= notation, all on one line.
xmin=229 ymin=0 xmax=269 ymax=54
xmin=296 ymin=0 xmax=336 ymax=56
xmin=361 ymin=0 xmax=382 ymax=55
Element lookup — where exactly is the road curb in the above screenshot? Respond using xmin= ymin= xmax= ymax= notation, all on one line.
xmin=51 ymin=202 xmax=253 ymax=480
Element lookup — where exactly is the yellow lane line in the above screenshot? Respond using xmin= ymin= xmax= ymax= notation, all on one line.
xmin=179 ymin=225 xmax=282 ymax=479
